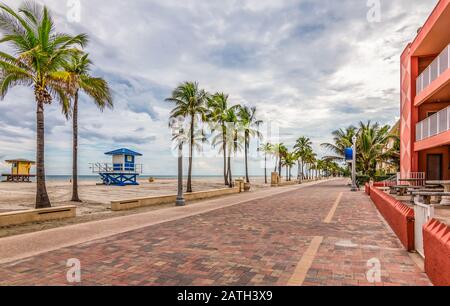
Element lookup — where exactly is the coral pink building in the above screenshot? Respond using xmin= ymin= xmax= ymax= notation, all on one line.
xmin=401 ymin=0 xmax=450 ymax=180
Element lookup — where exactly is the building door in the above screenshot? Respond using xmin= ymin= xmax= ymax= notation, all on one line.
xmin=426 ymin=154 xmax=443 ymax=180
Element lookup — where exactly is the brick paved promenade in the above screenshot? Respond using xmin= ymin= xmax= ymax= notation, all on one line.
xmin=0 ymin=179 xmax=430 ymax=286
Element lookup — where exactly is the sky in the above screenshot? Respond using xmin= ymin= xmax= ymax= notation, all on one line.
xmin=0 ymin=0 xmax=439 ymax=176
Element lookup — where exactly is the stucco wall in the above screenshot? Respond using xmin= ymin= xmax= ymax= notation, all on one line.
xmin=423 ymin=218 xmax=450 ymax=286
xmin=370 ymin=187 xmax=415 ymax=251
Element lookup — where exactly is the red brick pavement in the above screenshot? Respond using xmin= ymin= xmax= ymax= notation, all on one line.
xmin=0 ymin=180 xmax=431 ymax=286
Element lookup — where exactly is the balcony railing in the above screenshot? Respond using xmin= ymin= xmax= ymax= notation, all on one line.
xmin=416 ymin=43 xmax=450 ymax=95
xmin=416 ymin=106 xmax=450 ymax=141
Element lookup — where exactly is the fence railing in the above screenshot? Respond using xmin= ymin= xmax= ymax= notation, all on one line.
xmin=397 ymin=172 xmax=426 ymax=186
xmin=416 ymin=106 xmax=450 ymax=141
xmin=416 ymin=43 xmax=450 ymax=95
xmin=90 ymin=163 xmax=143 ymax=174
xmin=414 ymin=200 xmax=434 ymax=257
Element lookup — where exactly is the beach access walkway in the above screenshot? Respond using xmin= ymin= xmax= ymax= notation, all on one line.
xmin=0 ymin=179 xmax=430 ymax=285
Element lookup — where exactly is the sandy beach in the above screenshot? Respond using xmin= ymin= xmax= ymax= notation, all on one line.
xmin=0 ymin=177 xmax=269 ymax=216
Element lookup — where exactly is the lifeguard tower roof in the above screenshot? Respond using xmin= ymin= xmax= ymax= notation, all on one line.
xmin=104 ymin=148 xmax=142 ymax=156
xmin=5 ymin=159 xmax=35 ymax=164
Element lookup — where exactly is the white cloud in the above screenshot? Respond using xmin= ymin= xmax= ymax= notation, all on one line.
xmin=0 ymin=0 xmax=439 ymax=175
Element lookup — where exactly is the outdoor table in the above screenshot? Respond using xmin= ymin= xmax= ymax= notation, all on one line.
xmin=426 ymin=181 xmax=450 ymax=205
xmin=413 ymin=191 xmax=450 ymax=205
xmin=408 ymin=188 xmax=444 ymax=204
xmin=391 ymin=185 xmax=410 ymax=196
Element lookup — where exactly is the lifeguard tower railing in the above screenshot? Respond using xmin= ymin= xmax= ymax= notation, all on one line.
xmin=90 ymin=163 xmax=143 ymax=174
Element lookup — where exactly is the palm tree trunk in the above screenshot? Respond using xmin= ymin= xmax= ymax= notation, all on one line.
xmin=228 ymin=155 xmax=232 ymax=188
xmin=264 ymin=153 xmax=267 ymax=184
xmin=278 ymin=159 xmax=282 ymax=177
xmin=222 ymin=126 xmax=228 ymax=186
xmin=187 ymin=115 xmax=194 ymax=193
xmin=71 ymin=91 xmax=81 ymax=202
xmin=35 ymin=99 xmax=51 ymax=209
xmin=245 ymin=133 xmax=249 ymax=183
xmin=274 ymin=157 xmax=278 ymax=172
xmin=301 ymin=160 xmax=304 ymax=180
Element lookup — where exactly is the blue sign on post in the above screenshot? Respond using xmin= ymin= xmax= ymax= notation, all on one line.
xmin=345 ymin=148 xmax=353 ymax=161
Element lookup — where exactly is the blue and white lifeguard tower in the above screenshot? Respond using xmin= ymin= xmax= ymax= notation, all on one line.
xmin=91 ymin=148 xmax=143 ymax=186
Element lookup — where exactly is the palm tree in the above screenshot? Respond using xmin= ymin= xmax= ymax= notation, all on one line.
xmin=282 ymin=152 xmax=296 ymax=181
xmin=316 ymin=159 xmax=325 ymax=179
xmin=62 ymin=54 xmax=113 ymax=202
xmin=0 ymin=2 xmax=87 ymax=208
xmin=224 ymin=107 xmax=243 ymax=187
xmin=272 ymin=143 xmax=287 ymax=177
xmin=166 ymin=82 xmax=208 ymax=193
xmin=294 ymin=137 xmax=313 ymax=180
xmin=321 ymin=126 xmax=357 ymax=162
xmin=207 ymin=93 xmax=238 ymax=186
xmin=238 ymin=106 xmax=262 ymax=183
xmin=303 ymin=148 xmax=317 ymax=180
xmin=259 ymin=143 xmax=272 ymax=184
xmin=357 ymin=121 xmax=397 ymax=177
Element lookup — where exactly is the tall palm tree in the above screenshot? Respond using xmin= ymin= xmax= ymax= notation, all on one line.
xmin=272 ymin=143 xmax=287 ymax=177
xmin=224 ymin=107 xmax=243 ymax=187
xmin=294 ymin=136 xmax=313 ymax=180
xmin=303 ymin=148 xmax=317 ymax=180
xmin=259 ymin=143 xmax=272 ymax=184
xmin=238 ymin=106 xmax=262 ymax=183
xmin=166 ymin=82 xmax=208 ymax=193
xmin=207 ymin=93 xmax=238 ymax=186
xmin=62 ymin=54 xmax=113 ymax=202
xmin=282 ymin=152 xmax=296 ymax=181
xmin=0 ymin=2 xmax=87 ymax=208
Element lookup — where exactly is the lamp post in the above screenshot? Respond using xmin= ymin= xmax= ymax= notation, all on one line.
xmin=176 ymin=128 xmax=186 ymax=206
xmin=351 ymin=135 xmax=358 ymax=192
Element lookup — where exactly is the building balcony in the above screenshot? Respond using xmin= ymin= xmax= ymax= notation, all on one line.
xmin=415 ymin=105 xmax=450 ymax=151
xmin=415 ymin=43 xmax=450 ymax=105
xmin=416 ymin=105 xmax=450 ymax=141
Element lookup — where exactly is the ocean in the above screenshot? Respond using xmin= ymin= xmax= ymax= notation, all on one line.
xmin=43 ymin=175 xmax=258 ymax=182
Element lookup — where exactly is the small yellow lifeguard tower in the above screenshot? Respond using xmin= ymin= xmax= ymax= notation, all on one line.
xmin=2 ymin=159 xmax=36 ymax=183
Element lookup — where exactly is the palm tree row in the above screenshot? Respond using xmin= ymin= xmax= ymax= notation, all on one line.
xmin=166 ymin=82 xmax=262 ymax=191
xmin=321 ymin=121 xmax=400 ymax=178
xmin=259 ymin=140 xmax=342 ymax=183
xmin=0 ymin=2 xmax=113 ymax=208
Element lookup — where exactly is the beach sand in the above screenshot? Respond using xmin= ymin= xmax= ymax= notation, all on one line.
xmin=0 ymin=177 xmax=271 ymax=238
xmin=0 ymin=177 xmax=269 ymax=215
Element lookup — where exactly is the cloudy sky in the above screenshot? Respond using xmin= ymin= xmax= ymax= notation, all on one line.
xmin=0 ymin=0 xmax=438 ymax=176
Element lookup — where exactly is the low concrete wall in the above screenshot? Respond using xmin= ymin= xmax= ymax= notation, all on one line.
xmin=423 ymin=219 xmax=450 ymax=286
xmin=0 ymin=206 xmax=76 ymax=227
xmin=111 ymin=187 xmax=240 ymax=211
xmin=373 ymin=182 xmax=395 ymax=188
xmin=276 ymin=180 xmax=299 ymax=187
xmin=365 ymin=183 xmax=370 ymax=195
xmin=370 ymin=186 xmax=415 ymax=251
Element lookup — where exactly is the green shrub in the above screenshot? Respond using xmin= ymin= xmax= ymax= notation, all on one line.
xmin=356 ymin=175 xmax=370 ymax=185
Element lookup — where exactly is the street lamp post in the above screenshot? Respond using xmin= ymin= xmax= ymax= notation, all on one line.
xmin=176 ymin=128 xmax=186 ymax=206
xmin=351 ymin=135 xmax=358 ymax=192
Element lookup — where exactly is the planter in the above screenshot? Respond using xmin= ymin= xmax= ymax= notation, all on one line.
xmin=243 ymin=182 xmax=251 ymax=192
